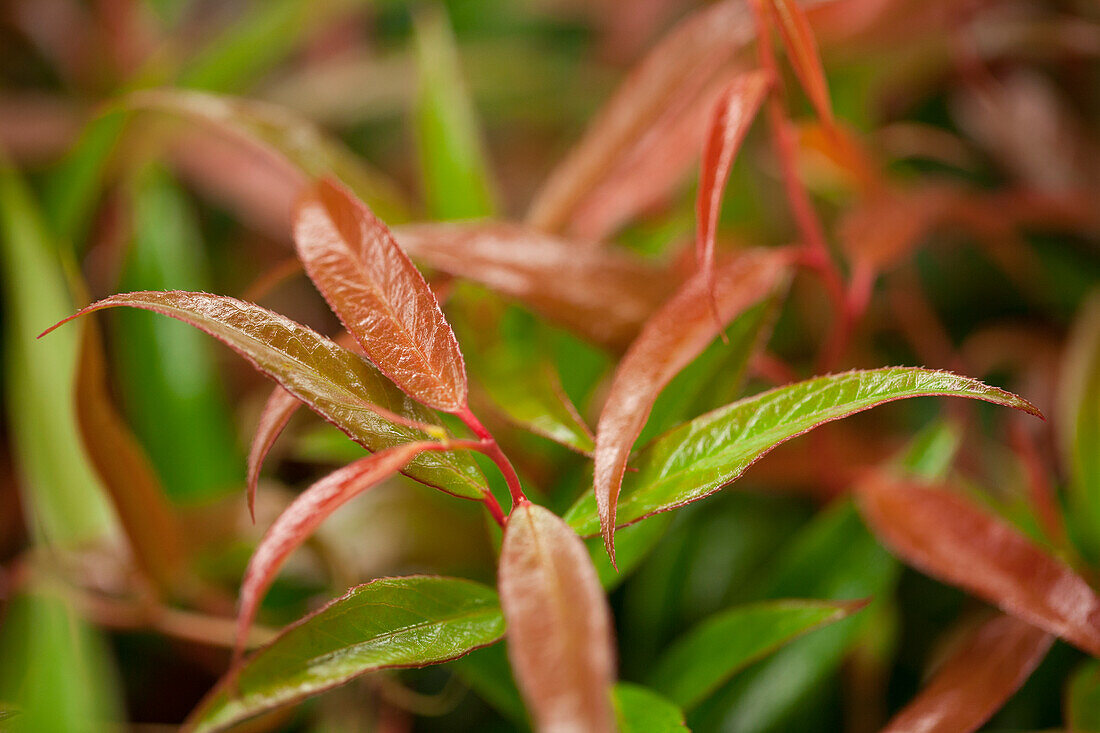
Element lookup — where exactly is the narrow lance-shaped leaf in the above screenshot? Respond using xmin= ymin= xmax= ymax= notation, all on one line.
xmin=41 ymin=291 xmax=486 ymax=499
xmin=648 ymin=599 xmax=866 ymax=710
xmin=499 ymin=502 xmax=616 ymax=732
xmin=187 ymin=577 xmax=504 ymax=733
xmin=394 ymin=221 xmax=676 ymax=351
xmin=569 ymin=367 xmax=1040 ymax=535
xmin=594 ymin=248 xmax=792 ymax=562
xmin=696 ymin=71 xmax=772 ymax=281
xmin=295 ymin=178 xmax=468 ymax=412
xmin=1059 ymin=292 xmax=1100 ymax=559
xmin=235 ymin=441 xmax=437 ymax=662
xmin=881 ymin=613 xmax=1052 ymax=733
xmin=856 ymin=472 xmax=1100 ymax=657
xmin=75 ymin=320 xmax=187 ymax=589
xmin=613 ymin=683 xmax=689 ymax=733
xmin=246 ymin=386 xmax=302 ymax=522
xmin=764 ymin=0 xmax=834 ymax=125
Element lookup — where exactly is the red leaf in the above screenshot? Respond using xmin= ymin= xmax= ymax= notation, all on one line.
xmin=235 ymin=441 xmax=436 ymax=662
xmin=294 ymin=178 xmax=467 ymax=412
xmin=882 ymin=614 xmax=1052 ymax=733
xmin=593 ymin=248 xmax=791 ymax=563
xmin=765 ymin=0 xmax=834 ymax=124
xmin=856 ymin=473 xmax=1100 ymax=657
xmin=696 ymin=70 xmax=772 ymax=282
xmin=525 ymin=0 xmax=754 ymax=235
xmin=246 ymin=386 xmax=302 ymax=522
xmin=394 ymin=221 xmax=677 ymax=351
xmin=499 ymin=502 xmax=616 ymax=732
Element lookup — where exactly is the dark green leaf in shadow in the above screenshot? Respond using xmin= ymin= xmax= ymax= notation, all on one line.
xmin=1059 ymin=290 xmax=1100 ymax=559
xmin=1068 ymin=659 xmax=1100 ymax=732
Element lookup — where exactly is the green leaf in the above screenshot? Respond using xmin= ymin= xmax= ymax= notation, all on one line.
xmin=186 ymin=576 xmax=505 ymax=733
xmin=588 ymin=513 xmax=673 ymax=591
xmin=449 ymin=643 xmax=529 ymax=728
xmin=1068 ymin=659 xmax=1100 ymax=732
xmin=46 ymin=290 xmax=488 ymax=500
xmin=412 ymin=4 xmax=497 ymax=220
xmin=124 ymin=89 xmax=410 ymax=223
xmin=0 ymin=590 xmax=123 ymax=733
xmin=613 ymin=683 xmax=689 ymax=732
xmin=1060 ymin=291 xmax=1100 ymax=559
xmin=648 ymin=599 xmax=865 ymax=710
xmin=567 ymin=367 xmax=1039 ymax=535
xmin=113 ymin=167 xmax=244 ymax=502
xmin=0 ymin=155 xmax=115 ymax=546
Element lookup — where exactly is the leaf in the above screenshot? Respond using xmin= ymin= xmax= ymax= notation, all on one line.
xmin=187 ymin=576 xmax=505 ymax=733
xmin=124 ymin=89 xmax=410 ymax=224
xmin=235 ymin=441 xmax=437 ymax=659
xmin=0 ymin=154 xmax=115 ymax=546
xmin=881 ymin=614 xmax=1052 ymax=733
xmin=75 ymin=320 xmax=187 ymax=590
xmin=394 ymin=221 xmax=677 ymax=350
xmin=696 ymin=71 xmax=772 ymax=280
xmin=114 ymin=166 xmax=243 ymax=502
xmin=246 ymin=386 xmax=302 ymax=521
xmin=1059 ymin=291 xmax=1100 ymax=558
xmin=594 ymin=248 xmax=791 ymax=561
xmin=1068 ymin=659 xmax=1100 ymax=732
xmin=449 ymin=643 xmax=529 ymax=728
xmin=613 ymin=683 xmax=689 ymax=733
xmin=764 ymin=0 xmax=834 ymax=124
xmin=648 ymin=599 xmax=865 ymax=710
xmin=568 ymin=367 xmax=1040 ymax=536
xmin=856 ymin=472 xmax=1100 ymax=657
xmin=589 ymin=513 xmax=674 ymax=591
xmin=412 ymin=5 xmax=497 ymax=220
xmin=526 ymin=0 xmax=754 ymax=234
xmin=499 ymin=502 xmax=617 ymax=732
xmin=294 ymin=178 xmax=468 ymax=412
xmin=42 ymin=290 xmax=486 ymax=499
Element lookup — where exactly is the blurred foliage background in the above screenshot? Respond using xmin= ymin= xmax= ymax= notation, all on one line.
xmin=1 ymin=0 xmax=1099 ymax=730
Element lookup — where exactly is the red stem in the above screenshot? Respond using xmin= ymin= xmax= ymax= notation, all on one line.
xmin=424 ymin=437 xmax=508 ymax=527
xmin=456 ymin=406 xmax=528 ymax=509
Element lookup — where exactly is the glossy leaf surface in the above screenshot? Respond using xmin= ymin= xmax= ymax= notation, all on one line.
xmin=394 ymin=221 xmax=676 ymax=350
xmin=594 ymin=248 xmax=791 ymax=560
xmin=696 ymin=71 xmax=772 ymax=278
xmin=499 ymin=502 xmax=616 ymax=732
xmin=295 ymin=178 xmax=467 ymax=411
xmin=43 ymin=290 xmax=486 ymax=499
xmin=881 ymin=614 xmax=1052 ymax=733
xmin=613 ymin=683 xmax=689 ymax=733
xmin=765 ymin=0 xmax=834 ymax=124
xmin=189 ymin=576 xmax=504 ymax=733
xmin=571 ymin=367 xmax=1038 ymax=536
xmin=235 ymin=441 xmax=436 ymax=658
xmin=856 ymin=473 xmax=1100 ymax=657
xmin=649 ymin=599 xmax=864 ymax=710
xmin=246 ymin=386 xmax=302 ymax=521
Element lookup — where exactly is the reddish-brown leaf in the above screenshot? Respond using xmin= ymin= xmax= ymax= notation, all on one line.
xmin=294 ymin=178 xmax=467 ymax=412
xmin=499 ymin=502 xmax=616 ymax=732
xmin=235 ymin=441 xmax=436 ymax=662
xmin=696 ymin=70 xmax=772 ymax=281
xmin=75 ymin=320 xmax=187 ymax=591
xmin=856 ymin=473 xmax=1100 ymax=657
xmin=525 ymin=0 xmax=753 ymax=235
xmin=882 ymin=614 xmax=1052 ymax=733
xmin=593 ymin=248 xmax=792 ymax=563
xmin=246 ymin=386 xmax=302 ymax=522
xmin=765 ymin=0 xmax=834 ymax=124
xmin=393 ymin=221 xmax=677 ymax=351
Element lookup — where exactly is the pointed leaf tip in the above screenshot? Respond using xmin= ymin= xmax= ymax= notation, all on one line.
xmin=294 ymin=177 xmax=468 ymax=412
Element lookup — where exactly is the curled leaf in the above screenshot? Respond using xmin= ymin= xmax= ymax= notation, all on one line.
xmin=246 ymin=386 xmax=302 ymax=522
xmin=881 ymin=614 xmax=1052 ymax=733
xmin=41 ymin=290 xmax=485 ymax=499
xmin=594 ymin=248 xmax=792 ymax=562
xmin=294 ymin=178 xmax=468 ymax=412
xmin=569 ymin=368 xmax=1041 ymax=536
xmin=499 ymin=502 xmax=616 ymax=732
xmin=856 ymin=473 xmax=1100 ymax=657
xmin=235 ymin=441 xmax=436 ymax=662
xmin=394 ymin=221 xmax=676 ymax=350
xmin=696 ymin=71 xmax=772 ymax=280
